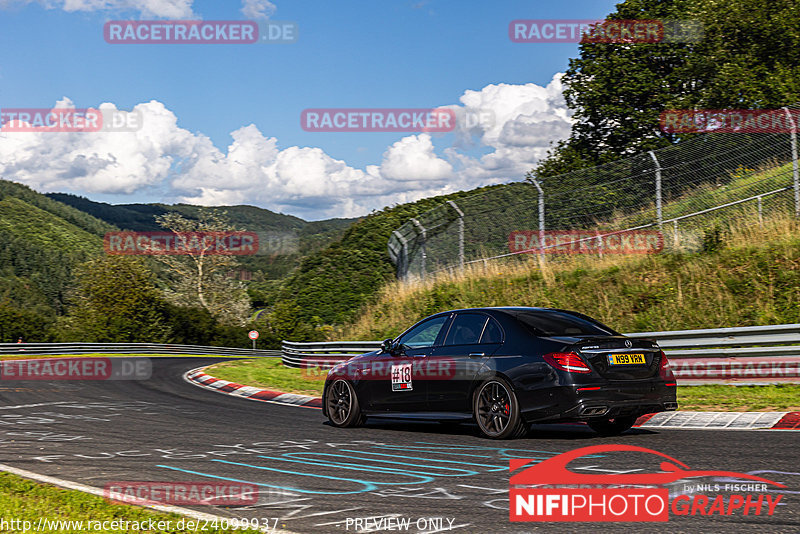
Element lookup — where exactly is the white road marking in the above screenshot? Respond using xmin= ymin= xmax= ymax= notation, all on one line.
xmin=0 ymin=463 xmax=300 ymax=534
xmin=0 ymin=402 xmax=72 ymax=410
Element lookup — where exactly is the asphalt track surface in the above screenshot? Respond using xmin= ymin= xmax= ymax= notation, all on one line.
xmin=0 ymin=357 xmax=797 ymax=534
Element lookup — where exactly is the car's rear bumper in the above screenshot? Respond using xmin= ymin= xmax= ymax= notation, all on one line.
xmin=518 ymin=381 xmax=677 ymax=424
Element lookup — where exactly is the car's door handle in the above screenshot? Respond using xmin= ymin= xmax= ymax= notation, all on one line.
xmin=469 ymin=352 xmax=485 ymax=358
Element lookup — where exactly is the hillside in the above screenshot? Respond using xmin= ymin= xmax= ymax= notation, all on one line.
xmin=340 ymin=214 xmax=800 ymax=341
xmin=272 ymin=184 xmax=511 ymax=327
xmin=48 ymin=193 xmax=357 ymax=280
xmin=0 ymin=180 xmax=117 ymax=339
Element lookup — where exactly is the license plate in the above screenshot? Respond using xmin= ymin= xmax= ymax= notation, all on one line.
xmin=608 ymin=353 xmax=646 ymax=365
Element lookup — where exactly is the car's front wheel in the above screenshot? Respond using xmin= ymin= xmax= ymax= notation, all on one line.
xmin=588 ymin=415 xmax=637 ymax=436
xmin=325 ymin=379 xmax=365 ymax=428
xmin=473 ymin=377 xmax=527 ymax=439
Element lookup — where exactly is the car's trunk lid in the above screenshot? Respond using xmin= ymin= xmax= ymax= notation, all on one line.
xmin=556 ymin=336 xmax=662 ymax=380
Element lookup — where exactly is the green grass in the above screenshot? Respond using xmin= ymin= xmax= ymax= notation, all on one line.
xmin=678 ymin=384 xmax=800 ymax=412
xmin=0 ymin=353 xmax=227 ymax=360
xmin=206 ymin=359 xmax=800 ymax=411
xmin=207 ymin=358 xmax=325 ymax=396
xmin=341 ymin=214 xmax=800 ymax=341
xmin=0 ymin=472 xmax=261 ymax=534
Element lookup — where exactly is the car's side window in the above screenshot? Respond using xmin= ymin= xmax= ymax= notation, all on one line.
xmin=396 ymin=315 xmax=448 ymax=349
xmin=480 ymin=317 xmax=504 ymax=344
xmin=444 ymin=313 xmax=488 ymax=346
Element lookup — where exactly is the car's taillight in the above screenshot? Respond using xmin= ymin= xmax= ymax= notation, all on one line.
xmin=659 ymin=351 xmax=676 ymax=384
xmin=543 ymin=352 xmax=591 ymax=373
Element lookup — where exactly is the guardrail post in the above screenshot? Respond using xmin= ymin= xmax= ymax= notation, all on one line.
xmin=411 ymin=218 xmax=427 ymax=280
xmin=446 ymin=200 xmax=465 ymax=269
xmin=783 ymin=107 xmax=799 ymax=217
xmin=649 ymin=151 xmax=662 ymax=230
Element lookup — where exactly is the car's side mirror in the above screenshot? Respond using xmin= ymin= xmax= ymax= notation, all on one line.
xmin=380 ymin=338 xmax=394 ymax=354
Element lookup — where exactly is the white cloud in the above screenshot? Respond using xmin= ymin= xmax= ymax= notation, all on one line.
xmin=0 ymin=74 xmax=573 ymax=220
xmin=0 ymin=0 xmax=195 ymax=18
xmin=240 ymin=0 xmax=274 ymax=20
xmin=379 ymin=134 xmax=453 ymax=183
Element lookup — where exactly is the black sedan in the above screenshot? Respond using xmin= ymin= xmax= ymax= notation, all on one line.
xmin=322 ymin=307 xmax=678 ymax=439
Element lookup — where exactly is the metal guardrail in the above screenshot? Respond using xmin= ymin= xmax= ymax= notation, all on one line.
xmin=281 ymin=341 xmax=382 ymax=368
xmin=282 ymin=324 xmax=800 ymax=384
xmin=0 ymin=343 xmax=281 ymax=358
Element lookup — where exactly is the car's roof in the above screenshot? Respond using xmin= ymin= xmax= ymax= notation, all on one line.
xmin=436 ymin=306 xmax=557 ymax=314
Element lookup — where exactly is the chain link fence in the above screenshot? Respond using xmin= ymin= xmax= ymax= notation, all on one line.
xmin=388 ymin=105 xmax=800 ymax=280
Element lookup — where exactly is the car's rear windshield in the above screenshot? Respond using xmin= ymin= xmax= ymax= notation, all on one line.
xmin=511 ymin=310 xmax=618 ymax=337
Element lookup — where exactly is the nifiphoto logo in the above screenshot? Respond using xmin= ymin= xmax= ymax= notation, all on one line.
xmin=509 ymin=445 xmax=786 ymax=523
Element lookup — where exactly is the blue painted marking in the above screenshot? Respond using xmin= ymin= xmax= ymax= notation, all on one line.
xmin=157 ymin=463 xmax=378 ymax=495
xmin=278 ymin=452 xmax=481 ymax=476
xmin=257 ymin=454 xmax=449 ymax=479
xmin=410 ymin=441 xmax=605 ymax=459
xmin=336 ymin=449 xmax=506 ymax=470
xmin=376 ymin=445 xmax=555 ymax=461
xmin=217 ymin=458 xmax=435 ymax=485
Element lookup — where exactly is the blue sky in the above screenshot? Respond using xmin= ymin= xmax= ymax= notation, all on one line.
xmin=0 ymin=0 xmax=621 ymax=219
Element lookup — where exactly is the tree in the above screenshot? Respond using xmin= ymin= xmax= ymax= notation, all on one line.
xmin=532 ymin=0 xmax=800 ymax=179
xmin=63 ymin=256 xmax=171 ymax=342
xmin=154 ymin=209 xmax=251 ymax=326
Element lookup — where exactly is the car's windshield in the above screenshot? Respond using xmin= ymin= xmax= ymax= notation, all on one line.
xmin=512 ymin=310 xmax=617 ymax=337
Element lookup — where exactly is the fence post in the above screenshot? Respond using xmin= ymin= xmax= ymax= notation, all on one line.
xmin=529 ymin=178 xmax=545 ymax=262
xmin=758 ymin=195 xmax=763 ymax=227
xmin=391 ymin=230 xmax=409 ymax=280
xmin=673 ymin=219 xmax=679 ymax=248
xmin=649 ymin=151 xmax=662 ymax=230
xmin=411 ymin=218 xmax=427 ymax=280
xmin=783 ymin=107 xmax=799 ymax=217
xmin=447 ymin=200 xmax=465 ymax=269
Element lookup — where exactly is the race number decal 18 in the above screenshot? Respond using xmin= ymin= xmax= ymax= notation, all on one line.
xmin=391 ymin=363 xmax=413 ymax=391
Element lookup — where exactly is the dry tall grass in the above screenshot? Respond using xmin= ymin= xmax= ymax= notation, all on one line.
xmin=338 ymin=212 xmax=800 ymax=340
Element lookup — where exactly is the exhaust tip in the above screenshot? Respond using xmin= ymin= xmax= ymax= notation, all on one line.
xmin=580 ymin=406 xmax=609 ymax=416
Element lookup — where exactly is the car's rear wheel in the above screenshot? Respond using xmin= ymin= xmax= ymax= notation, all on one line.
xmin=473 ymin=377 xmax=527 ymax=439
xmin=325 ymin=379 xmax=365 ymax=428
xmin=588 ymin=415 xmax=637 ymax=436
